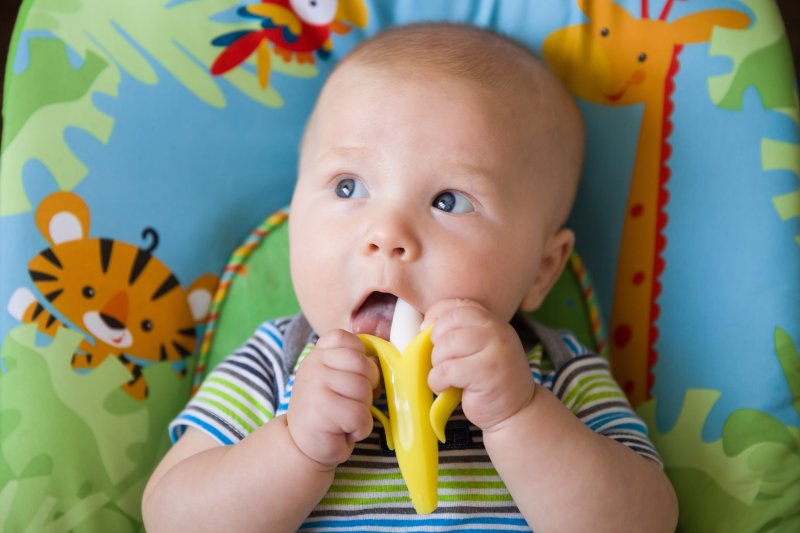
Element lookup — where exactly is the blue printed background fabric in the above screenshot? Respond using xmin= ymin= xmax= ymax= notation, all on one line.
xmin=0 ymin=1 xmax=798 ymax=531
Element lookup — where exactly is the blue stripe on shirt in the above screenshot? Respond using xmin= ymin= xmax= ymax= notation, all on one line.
xmin=300 ymin=516 xmax=529 ymax=529
xmin=257 ymin=323 xmax=284 ymax=348
xmin=175 ymin=414 xmax=234 ymax=445
xmin=561 ymin=334 xmax=586 ymax=356
xmin=587 ymin=415 xmax=648 ymax=434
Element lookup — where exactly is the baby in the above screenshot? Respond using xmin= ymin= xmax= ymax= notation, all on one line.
xmin=143 ymin=23 xmax=677 ymax=532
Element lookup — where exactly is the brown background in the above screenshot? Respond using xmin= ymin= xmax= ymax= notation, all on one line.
xmin=0 ymin=1 xmax=797 ymax=138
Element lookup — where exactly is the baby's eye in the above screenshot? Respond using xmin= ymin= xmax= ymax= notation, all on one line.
xmin=432 ymin=191 xmax=475 ymax=214
xmin=334 ymin=177 xmax=368 ymax=199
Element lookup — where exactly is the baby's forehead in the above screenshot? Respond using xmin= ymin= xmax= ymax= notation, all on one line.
xmin=306 ymin=58 xmax=575 ymax=168
xmin=308 ymin=69 xmax=532 ymax=162
xmin=337 ymin=50 xmax=549 ymax=98
xmin=319 ymin=59 xmax=555 ymax=137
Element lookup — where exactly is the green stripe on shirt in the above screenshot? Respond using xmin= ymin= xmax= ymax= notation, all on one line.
xmin=206 ymin=375 xmax=274 ymax=421
xmin=195 ymin=395 xmax=258 ymax=434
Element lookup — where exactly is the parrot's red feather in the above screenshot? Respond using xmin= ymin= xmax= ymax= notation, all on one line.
xmin=211 ymin=31 xmax=266 ymax=75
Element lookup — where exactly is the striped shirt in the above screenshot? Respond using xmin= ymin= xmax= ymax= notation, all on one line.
xmin=170 ymin=317 xmax=660 ymax=532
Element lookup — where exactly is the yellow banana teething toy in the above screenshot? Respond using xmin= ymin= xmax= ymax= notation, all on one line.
xmin=357 ymin=299 xmax=462 ymax=514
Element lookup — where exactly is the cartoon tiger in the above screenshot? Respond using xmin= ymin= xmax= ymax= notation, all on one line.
xmin=7 ymin=191 xmax=219 ymax=400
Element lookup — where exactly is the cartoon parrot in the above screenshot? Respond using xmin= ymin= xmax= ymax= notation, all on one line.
xmin=211 ymin=0 xmax=368 ymax=88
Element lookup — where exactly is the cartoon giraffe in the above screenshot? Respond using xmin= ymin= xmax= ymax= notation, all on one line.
xmin=543 ymin=0 xmax=749 ymax=406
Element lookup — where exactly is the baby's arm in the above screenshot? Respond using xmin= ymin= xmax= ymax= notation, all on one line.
xmin=142 ymin=418 xmax=334 ymax=532
xmin=142 ymin=329 xmax=379 ymax=532
xmin=426 ymin=299 xmax=678 ymax=532
xmin=483 ymin=386 xmax=677 ymax=532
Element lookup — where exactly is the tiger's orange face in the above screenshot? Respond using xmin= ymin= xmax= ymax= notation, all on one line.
xmin=28 ymin=237 xmax=199 ymax=364
xmin=21 ymin=191 xmax=218 ymax=373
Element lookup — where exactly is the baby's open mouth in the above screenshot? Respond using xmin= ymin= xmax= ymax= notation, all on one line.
xmin=351 ymin=292 xmax=398 ymax=340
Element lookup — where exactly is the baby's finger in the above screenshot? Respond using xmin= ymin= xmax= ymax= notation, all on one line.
xmin=422 ymin=298 xmax=478 ymax=328
xmin=327 ymin=397 xmax=375 ymax=442
xmin=422 ymin=298 xmax=487 ymax=330
xmin=316 ymin=329 xmax=365 ymax=352
xmin=429 ymin=304 xmax=493 ymax=345
xmin=430 ymin=325 xmax=486 ymax=366
xmin=427 ymin=350 xmax=483 ymax=393
xmin=325 ymin=367 xmax=377 ymax=406
xmin=318 ymin=347 xmax=380 ymax=389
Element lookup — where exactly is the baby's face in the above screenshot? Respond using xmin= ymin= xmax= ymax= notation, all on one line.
xmin=290 ymin=64 xmax=563 ymax=338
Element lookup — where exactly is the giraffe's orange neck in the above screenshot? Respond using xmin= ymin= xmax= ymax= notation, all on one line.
xmin=609 ymin=45 xmax=682 ymax=406
xmin=541 ymin=1 xmax=750 ymax=408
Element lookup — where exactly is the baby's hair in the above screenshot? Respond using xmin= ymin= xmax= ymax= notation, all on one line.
xmin=337 ymin=23 xmax=548 ymax=93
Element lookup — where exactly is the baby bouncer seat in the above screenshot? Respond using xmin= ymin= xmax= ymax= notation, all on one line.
xmin=1 ymin=1 xmax=798 ymax=531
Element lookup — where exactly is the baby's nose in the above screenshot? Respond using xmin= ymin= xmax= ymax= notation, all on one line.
xmin=362 ymin=214 xmax=421 ymax=261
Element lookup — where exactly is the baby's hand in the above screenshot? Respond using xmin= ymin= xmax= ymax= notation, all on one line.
xmin=425 ymin=299 xmax=535 ymax=432
xmin=287 ymin=330 xmax=380 ymax=469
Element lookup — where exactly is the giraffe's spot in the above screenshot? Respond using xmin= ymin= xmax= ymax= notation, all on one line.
xmin=632 ymin=271 xmax=646 ymax=285
xmin=613 ymin=324 xmax=632 ymax=348
xmin=623 ymin=380 xmax=635 ymax=395
xmin=630 ymin=204 xmax=644 ymax=218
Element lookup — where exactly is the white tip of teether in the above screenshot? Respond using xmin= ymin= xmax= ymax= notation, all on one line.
xmin=390 ymin=298 xmax=423 ymax=353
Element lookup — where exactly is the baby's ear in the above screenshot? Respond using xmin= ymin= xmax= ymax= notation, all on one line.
xmin=520 ymin=228 xmax=575 ymax=312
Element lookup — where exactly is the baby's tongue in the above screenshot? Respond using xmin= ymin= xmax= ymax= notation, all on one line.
xmin=351 ymin=292 xmax=397 ymax=340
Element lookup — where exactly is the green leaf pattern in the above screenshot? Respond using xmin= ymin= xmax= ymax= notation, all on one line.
xmin=0 ymin=324 xmax=190 ymax=531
